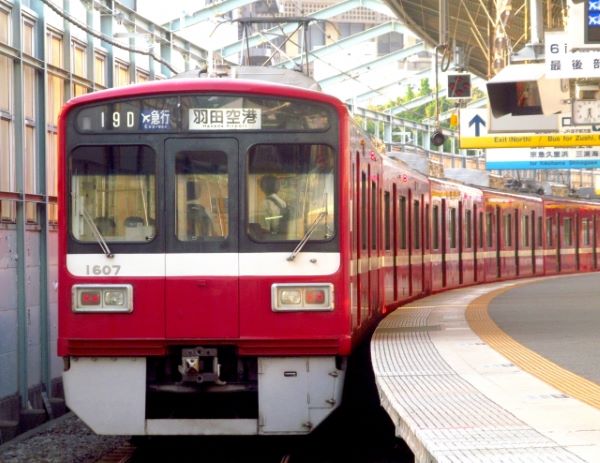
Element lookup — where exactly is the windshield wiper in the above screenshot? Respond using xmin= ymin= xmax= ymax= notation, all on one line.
xmin=287 ymin=211 xmax=326 ymax=262
xmin=81 ymin=208 xmax=114 ymax=258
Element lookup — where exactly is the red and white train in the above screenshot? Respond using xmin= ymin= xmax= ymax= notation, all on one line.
xmin=58 ymin=68 xmax=600 ymax=436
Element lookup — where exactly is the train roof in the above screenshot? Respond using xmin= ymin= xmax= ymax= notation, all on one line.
xmin=60 ymin=72 xmax=348 ymax=116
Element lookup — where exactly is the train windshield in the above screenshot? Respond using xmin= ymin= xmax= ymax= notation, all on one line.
xmin=247 ymin=144 xmax=335 ymax=242
xmin=70 ymin=145 xmax=157 ymax=243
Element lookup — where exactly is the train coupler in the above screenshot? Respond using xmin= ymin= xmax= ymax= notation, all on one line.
xmin=178 ymin=347 xmax=225 ymax=384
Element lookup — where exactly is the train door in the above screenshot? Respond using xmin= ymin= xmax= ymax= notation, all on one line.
xmin=411 ymin=195 xmax=423 ymax=295
xmin=557 ymin=213 xmax=562 ymax=272
xmin=423 ymin=201 xmax=431 ymax=294
xmin=164 ymin=138 xmax=240 ymax=338
xmin=369 ymin=174 xmax=380 ymax=315
xmin=383 ymin=188 xmax=393 ymax=306
xmin=576 ymin=212 xmax=581 ymax=271
xmin=495 ymin=206 xmax=501 ymax=278
xmin=359 ymin=170 xmax=369 ymax=323
xmin=441 ymin=199 xmax=447 ymax=287
xmin=458 ymin=201 xmax=464 ymax=285
xmin=594 ymin=213 xmax=598 ymax=270
xmin=511 ymin=209 xmax=523 ymax=276
xmin=531 ymin=211 xmax=536 ymax=274
xmin=397 ymin=193 xmax=409 ymax=298
xmin=407 ymin=190 xmax=413 ymax=295
xmin=352 ymin=155 xmax=360 ymax=329
xmin=545 ymin=213 xmax=558 ymax=274
xmin=392 ymin=184 xmax=398 ymax=300
xmin=473 ymin=205 xmax=478 ymax=282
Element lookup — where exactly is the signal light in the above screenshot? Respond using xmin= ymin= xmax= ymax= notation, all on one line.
xmin=431 ymin=130 xmax=446 ymax=147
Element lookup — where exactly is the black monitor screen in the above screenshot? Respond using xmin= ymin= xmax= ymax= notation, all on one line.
xmin=586 ymin=0 xmax=600 ymax=43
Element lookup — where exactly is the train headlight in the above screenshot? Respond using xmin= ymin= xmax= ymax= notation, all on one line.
xmin=280 ymin=289 xmax=302 ymax=305
xmin=72 ymin=284 xmax=133 ymax=313
xmin=272 ymin=284 xmax=334 ymax=312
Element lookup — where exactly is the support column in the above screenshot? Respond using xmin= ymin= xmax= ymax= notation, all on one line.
xmin=13 ymin=0 xmax=28 ymax=410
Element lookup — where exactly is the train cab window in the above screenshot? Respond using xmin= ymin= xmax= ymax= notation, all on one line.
xmin=449 ymin=207 xmax=456 ymax=248
xmin=546 ymin=217 xmax=554 ymax=247
xmin=384 ymin=191 xmax=391 ymax=250
xmin=432 ymin=205 xmax=440 ymax=250
xmin=69 ymin=145 xmax=156 ymax=242
xmin=176 ymin=150 xmax=228 ymax=241
xmin=413 ymin=199 xmax=420 ymax=249
xmin=504 ymin=213 xmax=512 ymax=247
xmin=246 ymin=144 xmax=335 ymax=242
xmin=564 ymin=217 xmax=572 ymax=246
xmin=399 ymin=196 xmax=407 ymax=249
xmin=465 ymin=209 xmax=472 ymax=248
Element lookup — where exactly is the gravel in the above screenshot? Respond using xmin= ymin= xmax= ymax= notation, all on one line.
xmin=0 ymin=413 xmax=128 ymax=463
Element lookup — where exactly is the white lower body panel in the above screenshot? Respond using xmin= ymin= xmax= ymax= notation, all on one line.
xmin=63 ymin=356 xmax=345 ymax=436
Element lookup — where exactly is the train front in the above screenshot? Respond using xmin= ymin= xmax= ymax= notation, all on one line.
xmin=57 ymin=80 xmax=352 ymax=436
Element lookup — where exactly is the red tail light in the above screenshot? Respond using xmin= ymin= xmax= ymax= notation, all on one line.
xmin=81 ymin=291 xmax=101 ymax=305
xmin=305 ymin=289 xmax=325 ymax=304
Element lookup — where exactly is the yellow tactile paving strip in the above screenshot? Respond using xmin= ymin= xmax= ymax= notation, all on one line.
xmin=466 ymin=284 xmax=600 ymax=410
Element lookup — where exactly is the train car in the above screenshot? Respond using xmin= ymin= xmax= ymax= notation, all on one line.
xmin=481 ymin=189 xmax=544 ymax=281
xmin=58 ymin=66 xmax=600 ymax=440
xmin=429 ymin=178 xmax=484 ymax=291
xmin=57 ymin=68 xmax=387 ymax=436
xmin=382 ymin=156 xmax=431 ymax=304
xmin=543 ymin=197 xmax=600 ymax=274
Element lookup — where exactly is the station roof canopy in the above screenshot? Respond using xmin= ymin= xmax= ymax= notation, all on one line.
xmin=382 ymin=0 xmax=565 ymax=78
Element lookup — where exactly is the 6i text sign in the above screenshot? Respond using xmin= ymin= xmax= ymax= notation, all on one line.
xmin=545 ymin=31 xmax=600 ymax=78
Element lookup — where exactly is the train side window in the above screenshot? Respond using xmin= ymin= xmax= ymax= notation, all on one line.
xmin=361 ymin=172 xmax=367 ymax=251
xmin=537 ymin=216 xmax=543 ymax=247
xmin=399 ymin=196 xmax=407 ymax=249
xmin=384 ymin=190 xmax=391 ymax=251
xmin=432 ymin=205 xmax=439 ymax=250
xmin=413 ymin=199 xmax=420 ymax=249
xmin=465 ymin=209 xmax=472 ymax=248
xmin=523 ymin=214 xmax=530 ymax=247
xmin=479 ymin=211 xmax=484 ymax=248
xmin=546 ymin=217 xmax=553 ymax=247
xmin=564 ymin=217 xmax=572 ymax=246
xmin=583 ymin=218 xmax=590 ymax=246
xmin=486 ymin=212 xmax=493 ymax=247
xmin=449 ymin=207 xmax=456 ymax=249
xmin=371 ymin=181 xmax=377 ymax=250
xmin=504 ymin=213 xmax=512 ymax=247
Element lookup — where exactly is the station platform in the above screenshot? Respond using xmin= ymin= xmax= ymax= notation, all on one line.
xmin=371 ymin=274 xmax=600 ymax=462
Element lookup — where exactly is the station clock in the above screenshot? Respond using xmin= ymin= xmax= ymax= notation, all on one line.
xmin=571 ymin=99 xmax=600 ymax=124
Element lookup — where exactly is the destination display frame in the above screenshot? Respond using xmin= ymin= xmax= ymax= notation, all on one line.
xmin=74 ymin=95 xmax=332 ymax=134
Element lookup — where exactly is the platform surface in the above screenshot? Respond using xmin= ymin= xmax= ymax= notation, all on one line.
xmin=371 ymin=274 xmax=600 ymax=462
